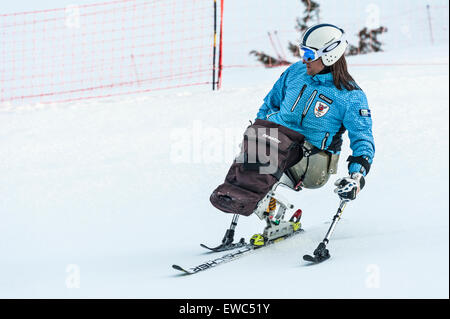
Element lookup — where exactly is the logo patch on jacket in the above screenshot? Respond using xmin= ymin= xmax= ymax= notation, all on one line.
xmin=360 ymin=109 xmax=371 ymax=117
xmin=314 ymin=101 xmax=330 ymax=117
xmin=319 ymin=94 xmax=333 ymax=104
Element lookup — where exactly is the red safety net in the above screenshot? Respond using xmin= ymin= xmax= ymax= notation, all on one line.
xmin=0 ymin=0 xmax=216 ymax=105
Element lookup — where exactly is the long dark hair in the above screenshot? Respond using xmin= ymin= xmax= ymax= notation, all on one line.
xmin=330 ymin=55 xmax=358 ymax=91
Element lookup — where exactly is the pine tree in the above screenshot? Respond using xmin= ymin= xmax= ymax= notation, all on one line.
xmin=347 ymin=26 xmax=388 ymax=56
xmin=295 ymin=0 xmax=321 ymax=33
xmin=249 ymin=50 xmax=291 ymax=68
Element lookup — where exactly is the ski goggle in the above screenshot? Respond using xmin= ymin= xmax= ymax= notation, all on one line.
xmin=300 ymin=46 xmax=320 ymax=62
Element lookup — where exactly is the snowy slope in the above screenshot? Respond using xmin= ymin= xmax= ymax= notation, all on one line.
xmin=0 ymin=43 xmax=448 ymax=298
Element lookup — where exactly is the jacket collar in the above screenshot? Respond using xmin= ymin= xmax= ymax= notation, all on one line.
xmin=311 ymin=71 xmax=333 ymax=84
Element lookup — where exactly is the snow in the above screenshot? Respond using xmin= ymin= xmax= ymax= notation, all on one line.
xmin=0 ymin=1 xmax=449 ymax=298
xmin=1 ymin=43 xmax=448 ymax=298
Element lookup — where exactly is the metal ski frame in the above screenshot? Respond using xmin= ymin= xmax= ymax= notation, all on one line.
xmin=201 ymin=180 xmax=296 ymax=252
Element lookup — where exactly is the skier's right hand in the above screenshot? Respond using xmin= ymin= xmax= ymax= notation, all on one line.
xmin=334 ymin=173 xmax=365 ymax=201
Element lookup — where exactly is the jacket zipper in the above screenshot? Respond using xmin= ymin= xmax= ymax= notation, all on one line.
xmin=321 ymin=132 xmax=330 ymax=150
xmin=266 ymin=111 xmax=279 ymax=119
xmin=300 ymin=90 xmax=318 ymax=126
xmin=290 ymin=84 xmax=307 ymax=112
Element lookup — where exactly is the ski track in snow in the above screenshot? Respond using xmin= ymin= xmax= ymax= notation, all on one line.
xmin=0 ymin=45 xmax=448 ymax=298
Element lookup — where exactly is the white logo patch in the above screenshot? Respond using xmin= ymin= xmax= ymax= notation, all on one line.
xmin=314 ymin=101 xmax=330 ymax=117
xmin=262 ymin=133 xmax=281 ymax=144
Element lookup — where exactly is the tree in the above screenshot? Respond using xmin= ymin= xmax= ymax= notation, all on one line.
xmin=248 ymin=50 xmax=291 ymax=68
xmin=346 ymin=26 xmax=388 ymax=56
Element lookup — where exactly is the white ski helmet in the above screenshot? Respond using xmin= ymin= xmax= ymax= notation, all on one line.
xmin=300 ymin=24 xmax=348 ymax=66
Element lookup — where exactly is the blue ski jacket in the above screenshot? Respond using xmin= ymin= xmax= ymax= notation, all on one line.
xmin=256 ymin=61 xmax=375 ymax=176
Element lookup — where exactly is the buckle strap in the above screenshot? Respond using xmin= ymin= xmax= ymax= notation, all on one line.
xmin=302 ymin=141 xmax=321 ymax=158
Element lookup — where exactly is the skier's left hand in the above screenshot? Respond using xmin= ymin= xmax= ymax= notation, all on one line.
xmin=334 ymin=173 xmax=365 ymax=200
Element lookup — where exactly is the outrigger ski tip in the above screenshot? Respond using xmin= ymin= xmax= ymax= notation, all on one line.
xmin=302 ymin=200 xmax=348 ymax=265
xmin=302 ymin=254 xmax=330 ymax=264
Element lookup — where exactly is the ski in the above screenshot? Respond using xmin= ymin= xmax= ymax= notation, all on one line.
xmin=172 ymin=229 xmax=303 ymax=275
xmin=172 ymin=245 xmax=252 ymax=275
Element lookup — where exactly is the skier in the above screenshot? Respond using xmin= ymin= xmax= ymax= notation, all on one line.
xmin=256 ymin=23 xmax=375 ymax=200
xmin=208 ymin=23 xmax=374 ymax=250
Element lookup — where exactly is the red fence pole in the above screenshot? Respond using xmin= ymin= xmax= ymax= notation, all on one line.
xmin=212 ymin=0 xmax=217 ymax=90
xmin=217 ymin=0 xmax=224 ymax=90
